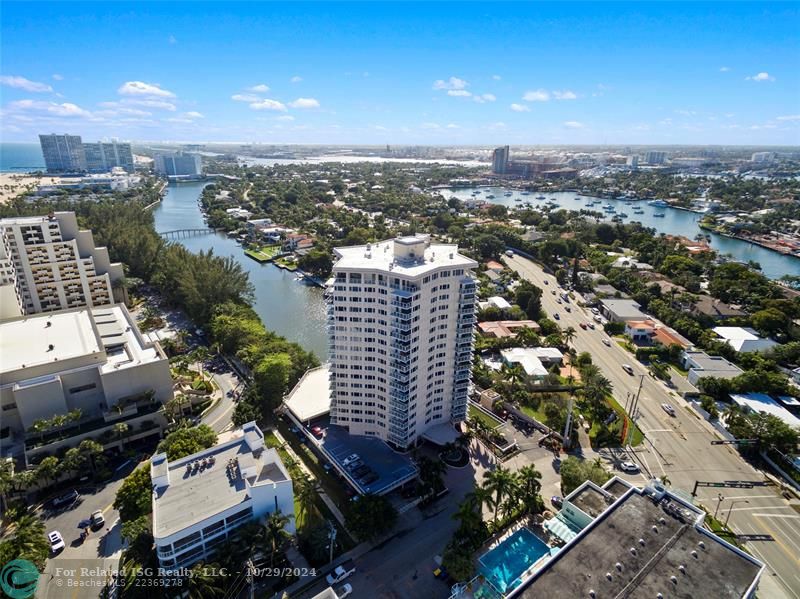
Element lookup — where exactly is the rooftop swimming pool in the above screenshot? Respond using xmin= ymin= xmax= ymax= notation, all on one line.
xmin=478 ymin=527 xmax=551 ymax=594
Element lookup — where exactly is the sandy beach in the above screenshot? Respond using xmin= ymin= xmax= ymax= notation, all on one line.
xmin=0 ymin=173 xmax=61 ymax=203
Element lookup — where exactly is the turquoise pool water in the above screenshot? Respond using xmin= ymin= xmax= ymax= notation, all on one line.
xmin=478 ymin=528 xmax=550 ymax=593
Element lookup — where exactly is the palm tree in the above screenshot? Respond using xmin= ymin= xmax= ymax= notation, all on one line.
xmin=562 ymin=326 xmax=577 ymax=348
xmin=501 ymin=363 xmax=526 ymax=388
xmin=517 ymin=465 xmax=543 ymax=515
xmin=418 ymin=455 xmax=448 ymax=496
xmin=516 ymin=327 xmax=540 ymax=347
xmin=35 ymin=456 xmax=60 ymax=486
xmin=456 ymin=429 xmax=474 ymax=451
xmin=113 ymin=423 xmax=130 ymax=446
xmin=262 ymin=511 xmax=292 ymax=566
xmin=482 ymin=466 xmax=518 ymax=525
xmin=294 ymin=475 xmax=320 ymax=527
xmin=182 ymin=561 xmax=225 ymax=598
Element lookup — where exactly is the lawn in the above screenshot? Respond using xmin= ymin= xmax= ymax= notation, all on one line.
xmin=519 ymin=403 xmax=549 ymax=424
xmin=244 ymin=245 xmax=281 ymax=262
xmin=468 ymin=403 xmax=503 ymax=429
xmin=274 ymin=256 xmax=298 ymax=271
xmin=607 ymin=395 xmax=644 ymax=446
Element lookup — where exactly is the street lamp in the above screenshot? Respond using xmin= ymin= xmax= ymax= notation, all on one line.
xmin=713 ymin=493 xmax=725 ymax=519
xmin=724 ymin=499 xmax=749 ymax=528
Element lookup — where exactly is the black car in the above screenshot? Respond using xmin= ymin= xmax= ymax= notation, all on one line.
xmin=359 ymin=471 xmax=379 ymax=485
xmin=352 ymin=464 xmax=371 ymax=478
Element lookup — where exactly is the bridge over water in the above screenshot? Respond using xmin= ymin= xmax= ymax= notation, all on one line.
xmin=157 ymin=228 xmax=220 ymax=240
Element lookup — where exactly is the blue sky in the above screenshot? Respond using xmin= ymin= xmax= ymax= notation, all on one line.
xmin=1 ymin=2 xmax=798 ymax=145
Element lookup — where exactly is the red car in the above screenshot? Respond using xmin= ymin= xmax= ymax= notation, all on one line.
xmin=579 ymin=322 xmax=587 ymax=330
xmin=311 ymin=426 xmax=324 ymax=438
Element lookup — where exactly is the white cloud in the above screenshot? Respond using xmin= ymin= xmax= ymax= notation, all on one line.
xmin=433 ymin=77 xmax=468 ymax=90
xmin=276 ymin=115 xmax=295 ymax=121
xmin=184 ymin=111 xmax=204 ymax=119
xmin=52 ymin=74 xmax=63 ymax=81
xmin=232 ymin=93 xmax=260 ymax=102
xmin=563 ymin=121 xmax=584 ymax=129
xmin=553 ymin=90 xmax=577 ymax=100
xmin=446 ymin=123 xmax=460 ymax=129
xmin=0 ymin=76 xmax=53 ymax=93
xmin=447 ymin=90 xmax=472 ymax=97
xmin=486 ymin=121 xmax=507 ymax=130
xmin=248 ymin=84 xmax=270 ymax=92
xmin=168 ymin=35 xmax=177 ymax=44
xmin=421 ymin=122 xmax=441 ymax=129
xmin=249 ymin=99 xmax=288 ymax=112
xmin=510 ymin=103 xmax=530 ymax=112
xmin=123 ymin=98 xmax=176 ymax=111
xmin=492 ymin=75 xmax=502 ymax=80
xmin=288 ymin=97 xmax=320 ymax=108
xmin=373 ymin=125 xmax=388 ymax=131
xmin=720 ymin=66 xmax=731 ymax=72
xmin=675 ymin=109 xmax=697 ymax=116
xmin=523 ymin=89 xmax=550 ymax=102
xmin=777 ymin=115 xmax=800 ymax=121
xmin=9 ymin=99 xmax=91 ymax=117
xmin=745 ymin=72 xmax=775 ymax=82
xmin=290 ymin=76 xmax=303 ymax=83
xmin=474 ymin=93 xmax=496 ymax=103
xmin=118 ymin=81 xmax=175 ymax=98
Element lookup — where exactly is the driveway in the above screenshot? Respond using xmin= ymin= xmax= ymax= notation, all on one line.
xmin=36 ymin=460 xmax=139 ymax=599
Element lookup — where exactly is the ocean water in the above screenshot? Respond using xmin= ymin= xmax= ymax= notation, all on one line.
xmin=0 ymin=142 xmax=45 ymax=172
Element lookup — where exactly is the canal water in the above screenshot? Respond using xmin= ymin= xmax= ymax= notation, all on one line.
xmin=152 ymin=181 xmax=329 ymax=359
xmin=446 ymin=187 xmax=800 ymax=281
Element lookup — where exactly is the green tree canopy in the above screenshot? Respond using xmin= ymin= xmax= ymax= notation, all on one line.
xmin=157 ymin=425 xmax=218 ymax=460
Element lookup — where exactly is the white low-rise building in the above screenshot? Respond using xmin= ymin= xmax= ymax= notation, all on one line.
xmin=0 ymin=304 xmax=172 ymax=459
xmin=152 ymin=422 xmax=294 ymax=571
xmin=712 ymin=327 xmax=778 ymax=353
xmin=500 ymin=347 xmax=564 ymax=381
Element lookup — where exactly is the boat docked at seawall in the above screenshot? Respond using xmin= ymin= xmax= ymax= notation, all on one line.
xmin=648 ymin=199 xmax=669 ymax=207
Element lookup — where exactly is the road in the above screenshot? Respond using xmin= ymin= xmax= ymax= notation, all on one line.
xmin=505 ymin=253 xmax=800 ymax=598
xmin=36 ymin=460 xmax=138 ymax=599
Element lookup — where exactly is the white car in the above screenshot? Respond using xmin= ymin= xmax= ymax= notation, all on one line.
xmin=602 ymin=338 xmax=611 ymax=347
xmin=342 ymin=454 xmax=360 ymax=468
xmin=326 ymin=564 xmax=356 ymax=585
xmin=337 ymin=583 xmax=353 ymax=598
xmin=622 ymin=364 xmax=634 ymax=375
xmin=48 ymin=530 xmax=65 ymax=553
xmin=619 ymin=461 xmax=640 ymax=474
xmin=661 ymin=403 xmax=676 ymax=417
xmin=591 ymin=308 xmax=600 ymax=315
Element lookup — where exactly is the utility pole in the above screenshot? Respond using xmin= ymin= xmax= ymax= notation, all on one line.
xmin=713 ymin=493 xmax=725 ymax=519
xmin=328 ymin=520 xmax=337 ymax=564
xmin=246 ymin=559 xmax=254 ymax=599
xmin=629 ymin=375 xmax=645 ymax=421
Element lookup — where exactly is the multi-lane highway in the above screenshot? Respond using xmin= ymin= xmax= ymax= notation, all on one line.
xmin=505 ymin=253 xmax=800 ymax=598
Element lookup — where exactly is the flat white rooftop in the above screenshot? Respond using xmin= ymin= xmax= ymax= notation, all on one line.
xmin=0 ymin=305 xmax=160 ymax=381
xmin=0 ymin=309 xmax=102 ymax=374
xmin=730 ymin=393 xmax=800 ymax=429
xmin=333 ymin=236 xmax=476 ymax=277
xmin=152 ymin=425 xmax=289 ymax=539
xmin=284 ymin=365 xmax=331 ymax=422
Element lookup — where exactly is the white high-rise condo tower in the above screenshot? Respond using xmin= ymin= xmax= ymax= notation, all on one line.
xmin=327 ymin=235 xmax=477 ymax=450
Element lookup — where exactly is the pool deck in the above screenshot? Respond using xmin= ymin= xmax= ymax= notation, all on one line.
xmin=475 ymin=517 xmax=555 ymax=596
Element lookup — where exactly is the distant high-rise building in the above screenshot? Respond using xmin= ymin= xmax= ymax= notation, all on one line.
xmin=327 ymin=235 xmax=477 ymax=450
xmin=492 ymin=145 xmax=509 ymax=174
xmin=626 ymin=155 xmax=639 ymax=168
xmin=644 ymin=151 xmax=667 ymax=165
xmin=83 ymin=141 xmax=134 ymax=173
xmin=751 ymin=152 xmax=775 ymax=163
xmin=0 ymin=212 xmax=123 ymax=320
xmin=154 ymin=152 xmax=202 ymax=177
xmin=39 ymin=134 xmax=87 ymax=173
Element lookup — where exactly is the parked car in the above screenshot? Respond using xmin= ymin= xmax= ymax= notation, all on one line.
xmin=48 ymin=531 xmax=65 ymax=554
xmin=90 ymin=510 xmax=105 ymax=529
xmin=593 ymin=314 xmax=603 ymax=323
xmin=326 ymin=563 xmax=356 ymax=585
xmin=311 ymin=425 xmax=324 ymax=438
xmin=505 ymin=250 xmax=514 ymax=257
xmin=564 ymin=306 xmax=571 ymax=313
xmin=337 ymin=583 xmax=353 ymax=599
xmin=550 ymin=496 xmax=564 ymax=509
xmin=52 ymin=489 xmax=79 ymax=508
xmin=346 ymin=459 xmax=363 ymax=471
xmin=553 ymin=313 xmax=560 ymax=320
xmin=360 ymin=471 xmax=379 ymax=485
xmin=352 ymin=464 xmax=371 ymax=478
xmin=619 ymin=461 xmax=640 ymax=474
xmin=622 ymin=364 xmax=634 ymax=375
xmin=661 ymin=403 xmax=676 ymax=417
xmin=342 ymin=454 xmax=360 ymax=468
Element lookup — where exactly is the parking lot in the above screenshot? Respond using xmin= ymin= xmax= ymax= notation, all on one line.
xmin=301 ymin=417 xmax=418 ymax=496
